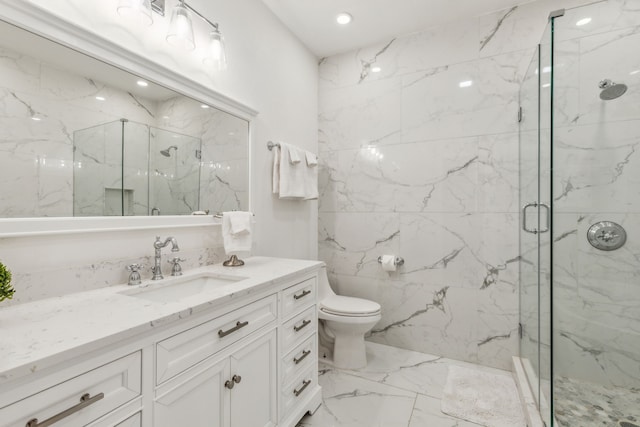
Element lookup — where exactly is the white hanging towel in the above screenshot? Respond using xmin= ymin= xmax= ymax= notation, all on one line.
xmin=304 ymin=150 xmax=318 ymax=200
xmin=272 ymin=142 xmax=306 ymax=199
xmin=222 ymin=211 xmax=253 ymax=254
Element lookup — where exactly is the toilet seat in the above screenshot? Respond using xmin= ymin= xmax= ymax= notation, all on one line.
xmin=320 ymin=294 xmax=381 ymax=317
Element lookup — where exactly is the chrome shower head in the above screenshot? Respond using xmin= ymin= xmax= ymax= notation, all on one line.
xmin=160 ymin=145 xmax=178 ymax=157
xmin=599 ymin=79 xmax=628 ymax=100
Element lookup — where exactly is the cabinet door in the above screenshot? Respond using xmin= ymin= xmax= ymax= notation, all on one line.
xmin=229 ymin=330 xmax=277 ymax=427
xmin=154 ymin=357 xmax=230 ymax=427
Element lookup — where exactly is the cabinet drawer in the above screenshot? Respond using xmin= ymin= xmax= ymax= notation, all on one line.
xmin=281 ymin=368 xmax=317 ymax=418
xmin=156 ymin=294 xmax=277 ymax=385
xmin=281 ymin=306 xmax=316 ymax=353
xmin=281 ymin=334 xmax=316 ymax=387
xmin=0 ymin=352 xmax=141 ymax=427
xmin=282 ymin=277 xmax=316 ymax=319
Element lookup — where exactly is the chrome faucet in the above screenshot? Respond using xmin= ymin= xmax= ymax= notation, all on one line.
xmin=152 ymin=236 xmax=180 ymax=280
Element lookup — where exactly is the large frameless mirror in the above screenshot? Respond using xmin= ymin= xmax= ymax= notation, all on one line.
xmin=0 ymin=19 xmax=249 ymax=219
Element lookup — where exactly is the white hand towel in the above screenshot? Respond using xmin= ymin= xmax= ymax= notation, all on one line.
xmin=304 ymin=150 xmax=319 ymax=200
xmin=272 ymin=144 xmax=281 ymax=194
xmin=277 ymin=143 xmax=306 ymax=199
xmin=288 ymin=144 xmax=302 ymax=164
xmin=305 ymin=151 xmax=318 ymax=167
xmin=222 ymin=211 xmax=253 ymax=254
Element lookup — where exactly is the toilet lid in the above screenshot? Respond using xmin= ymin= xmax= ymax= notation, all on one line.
xmin=320 ymin=294 xmax=381 ymax=316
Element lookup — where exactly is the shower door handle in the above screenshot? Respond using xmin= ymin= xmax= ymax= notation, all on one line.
xmin=522 ymin=202 xmax=538 ymax=234
xmin=539 ymin=203 xmax=550 ymax=233
xmin=522 ymin=202 xmax=550 ymax=234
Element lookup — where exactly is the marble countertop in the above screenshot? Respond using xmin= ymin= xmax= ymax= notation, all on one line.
xmin=0 ymin=256 xmax=323 ymax=385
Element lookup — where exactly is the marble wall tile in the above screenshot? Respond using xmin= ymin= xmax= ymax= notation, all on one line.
xmin=319 ymin=213 xmax=400 ymax=280
xmin=318 ymin=138 xmax=479 ymax=214
xmin=552 ymin=212 xmax=640 ymax=388
xmin=553 ymin=120 xmax=640 ymax=213
xmin=319 ymin=77 xmax=403 ymax=152
xmin=401 ymin=50 xmax=530 ymax=143
xmin=478 ymin=133 xmax=520 ymax=213
xmin=478 ymin=0 xmax=592 ymax=58
xmin=554 ymin=0 xmax=640 ymax=43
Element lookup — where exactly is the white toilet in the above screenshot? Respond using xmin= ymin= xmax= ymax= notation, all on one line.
xmin=317 ymin=266 xmax=381 ymax=370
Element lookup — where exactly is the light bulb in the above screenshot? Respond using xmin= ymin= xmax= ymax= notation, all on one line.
xmin=166 ymin=2 xmax=195 ymax=51
xmin=203 ymin=28 xmax=227 ymax=70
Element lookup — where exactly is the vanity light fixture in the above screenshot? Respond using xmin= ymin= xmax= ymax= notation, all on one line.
xmin=203 ymin=26 xmax=227 ymax=70
xmin=118 ymin=0 xmax=227 ymax=70
xmin=117 ymin=0 xmax=154 ymax=26
xmin=336 ymin=12 xmax=353 ymax=25
xmin=166 ymin=1 xmax=195 ymax=50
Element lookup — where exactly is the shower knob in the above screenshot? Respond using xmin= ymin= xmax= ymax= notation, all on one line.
xmin=587 ymin=221 xmax=626 ymax=251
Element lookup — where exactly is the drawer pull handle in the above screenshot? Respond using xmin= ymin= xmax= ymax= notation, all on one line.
xmin=26 ymin=392 xmax=104 ymax=427
xmin=293 ymin=349 xmax=311 ymax=365
xmin=293 ymin=319 xmax=311 ymax=332
xmin=219 ymin=320 xmax=249 ymax=338
xmin=293 ymin=379 xmax=311 ymax=397
xmin=293 ymin=289 xmax=311 ymax=300
xmin=224 ymin=374 xmax=242 ymax=389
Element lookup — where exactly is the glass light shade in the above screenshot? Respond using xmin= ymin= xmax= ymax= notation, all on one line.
xmin=117 ymin=0 xmax=153 ymax=26
xmin=166 ymin=2 xmax=195 ymax=51
xmin=203 ymin=29 xmax=227 ymax=70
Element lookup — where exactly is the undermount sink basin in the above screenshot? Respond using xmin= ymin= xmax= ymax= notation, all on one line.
xmin=120 ymin=272 xmax=248 ymax=303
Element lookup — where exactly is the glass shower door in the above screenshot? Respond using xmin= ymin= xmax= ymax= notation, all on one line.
xmin=518 ymin=21 xmax=553 ymax=425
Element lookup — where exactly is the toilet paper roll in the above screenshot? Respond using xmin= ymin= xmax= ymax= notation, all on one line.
xmin=380 ymin=255 xmax=397 ymax=272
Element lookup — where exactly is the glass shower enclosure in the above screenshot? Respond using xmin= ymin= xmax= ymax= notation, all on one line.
xmin=73 ymin=119 xmax=202 ymax=216
xmin=519 ymin=2 xmax=640 ymax=426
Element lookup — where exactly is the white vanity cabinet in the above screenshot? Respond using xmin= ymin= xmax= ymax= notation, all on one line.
xmin=153 ymin=329 xmax=277 ymax=427
xmin=0 ymin=352 xmax=142 ymax=427
xmin=0 ymin=261 xmax=322 ymax=427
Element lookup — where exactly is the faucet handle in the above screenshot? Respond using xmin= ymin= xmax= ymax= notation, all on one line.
xmin=126 ymin=263 xmax=142 ymax=272
xmin=168 ymin=257 xmax=185 ymax=276
xmin=126 ymin=263 xmax=142 ymax=285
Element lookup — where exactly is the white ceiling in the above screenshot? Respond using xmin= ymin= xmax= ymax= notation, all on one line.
xmin=262 ymin=0 xmax=532 ymax=57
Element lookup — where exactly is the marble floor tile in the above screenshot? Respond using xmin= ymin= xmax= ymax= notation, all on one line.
xmin=303 ymin=342 xmax=524 ymax=427
xmin=327 ymin=341 xmax=513 ymax=399
xmin=297 ymin=366 xmax=417 ymax=427
xmin=409 ymin=394 xmax=483 ymax=427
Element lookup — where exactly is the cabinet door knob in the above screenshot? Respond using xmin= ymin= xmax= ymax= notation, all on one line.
xmin=225 ymin=374 xmax=242 ymax=389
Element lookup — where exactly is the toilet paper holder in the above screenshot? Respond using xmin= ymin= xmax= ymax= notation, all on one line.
xmin=377 ymin=256 xmax=404 ymax=266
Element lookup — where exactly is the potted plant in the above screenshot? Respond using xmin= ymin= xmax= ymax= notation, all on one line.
xmin=0 ymin=261 xmax=14 ymax=302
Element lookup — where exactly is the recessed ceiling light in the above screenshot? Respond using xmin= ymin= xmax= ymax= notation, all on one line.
xmin=371 ymin=66 xmax=382 ymax=73
xmin=95 ymin=96 xmax=106 ymax=101
xmin=459 ymin=80 xmax=473 ymax=88
xmin=137 ymin=80 xmax=149 ymax=87
xmin=336 ymin=12 xmax=352 ymax=25
xmin=201 ymin=104 xmax=210 ymax=109
xmin=576 ymin=17 xmax=592 ymax=26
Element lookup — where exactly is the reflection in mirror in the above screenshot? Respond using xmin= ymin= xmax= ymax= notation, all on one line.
xmin=0 ymin=20 xmax=249 ymax=218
